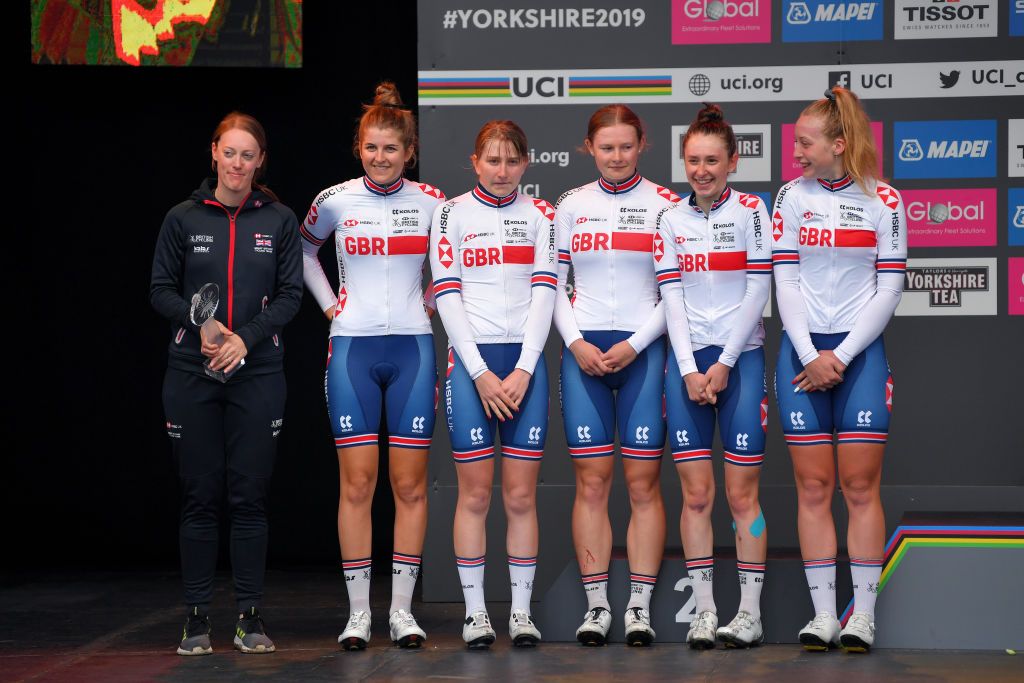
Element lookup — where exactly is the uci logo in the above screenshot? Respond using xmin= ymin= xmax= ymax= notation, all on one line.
xmin=898 ymin=139 xmax=924 ymax=162
xmin=512 ymin=76 xmax=565 ymax=98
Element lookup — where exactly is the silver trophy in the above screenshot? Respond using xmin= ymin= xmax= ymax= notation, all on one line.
xmin=189 ymin=283 xmax=243 ymax=382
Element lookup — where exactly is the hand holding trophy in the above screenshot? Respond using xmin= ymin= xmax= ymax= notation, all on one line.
xmin=190 ymin=283 xmax=243 ymax=382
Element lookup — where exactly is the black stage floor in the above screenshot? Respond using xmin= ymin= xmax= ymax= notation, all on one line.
xmin=2 ymin=570 xmax=1020 ymax=682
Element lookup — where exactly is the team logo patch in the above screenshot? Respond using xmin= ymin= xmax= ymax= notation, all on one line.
xmin=773 ymin=211 xmax=785 ymax=241
xmin=739 ymin=193 xmax=760 ymax=209
xmin=657 ymin=185 xmax=682 ymax=204
xmin=306 ymin=204 xmax=318 ymax=225
xmin=533 ymin=198 xmax=556 ymax=220
xmin=417 ymin=182 xmax=445 ymax=200
xmin=877 ymin=184 xmax=900 ymax=210
xmin=438 ymin=236 xmax=454 ymax=268
xmin=653 ymin=232 xmax=664 ymax=262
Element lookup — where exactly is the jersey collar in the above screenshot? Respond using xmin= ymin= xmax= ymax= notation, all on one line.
xmin=688 ymin=186 xmax=732 ymax=214
xmin=363 ymin=175 xmax=404 ymax=196
xmin=816 ymin=175 xmax=854 ymax=192
xmin=472 ymin=183 xmax=518 ymax=207
xmin=598 ymin=171 xmax=642 ymax=195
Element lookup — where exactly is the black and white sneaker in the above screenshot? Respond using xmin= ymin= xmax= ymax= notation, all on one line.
xmin=462 ymin=610 xmax=496 ymax=649
xmin=509 ymin=609 xmax=541 ymax=647
xmin=624 ymin=607 xmax=656 ymax=646
xmin=839 ymin=612 xmax=875 ymax=653
xmin=338 ymin=609 xmax=371 ymax=650
xmin=177 ymin=606 xmax=212 ymax=656
xmin=575 ymin=606 xmax=612 ymax=646
xmin=234 ymin=607 xmax=275 ymax=654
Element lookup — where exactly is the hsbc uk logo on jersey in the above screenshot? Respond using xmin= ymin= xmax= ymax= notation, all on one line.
xmin=894 ymin=120 xmax=996 ymax=180
xmin=782 ymin=1 xmax=882 ymax=42
xmin=895 ymin=0 xmax=997 ymax=40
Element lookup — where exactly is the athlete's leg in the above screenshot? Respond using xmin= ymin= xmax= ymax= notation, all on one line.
xmin=224 ymin=371 xmax=285 ymax=614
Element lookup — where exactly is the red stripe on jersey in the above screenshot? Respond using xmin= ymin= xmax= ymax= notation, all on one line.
xmin=388 ymin=235 xmax=428 ymax=254
xmin=611 ymin=232 xmax=653 ymax=252
xmin=503 ymin=245 xmax=534 ymax=264
xmin=709 ymin=251 xmax=747 ymax=271
xmin=835 ymin=229 xmax=877 ymax=248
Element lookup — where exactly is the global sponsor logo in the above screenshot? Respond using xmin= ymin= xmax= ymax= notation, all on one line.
xmin=893 ymin=120 xmax=996 ymax=179
xmin=1009 ymin=258 xmax=1024 ymax=315
xmin=896 ymin=258 xmax=996 ymax=316
xmin=894 ymin=0 xmax=997 ymax=40
xmin=671 ymin=123 xmax=771 ymax=183
xmin=1013 ymin=0 xmax=1024 ymax=36
xmin=783 ymin=1 xmax=882 ymax=42
xmin=1009 ymin=189 xmax=1024 ymax=247
xmin=1009 ymin=120 xmax=1024 ymax=178
xmin=671 ymin=0 xmax=771 ymax=45
xmin=782 ymin=121 xmax=883 ymax=180
xmin=904 ymin=188 xmax=997 ymax=247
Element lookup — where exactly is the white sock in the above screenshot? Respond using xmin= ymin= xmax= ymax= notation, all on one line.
xmin=803 ymin=558 xmax=837 ymax=617
xmin=342 ymin=557 xmax=372 ymax=614
xmin=686 ymin=556 xmax=716 ymax=614
xmin=850 ymin=558 xmax=882 ymax=619
xmin=737 ymin=560 xmax=766 ymax=618
xmin=626 ymin=571 xmax=657 ymax=611
xmin=509 ymin=555 xmax=537 ymax=614
xmin=389 ymin=552 xmax=421 ymax=616
xmin=581 ymin=571 xmax=610 ymax=611
xmin=457 ymin=555 xmax=486 ymax=617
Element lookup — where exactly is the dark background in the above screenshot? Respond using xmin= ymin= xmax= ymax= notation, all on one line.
xmin=17 ymin=3 xmax=418 ymax=570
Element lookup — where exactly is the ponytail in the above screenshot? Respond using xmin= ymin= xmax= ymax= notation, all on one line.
xmin=353 ymin=81 xmax=419 ymax=169
xmin=802 ymin=86 xmax=878 ymax=192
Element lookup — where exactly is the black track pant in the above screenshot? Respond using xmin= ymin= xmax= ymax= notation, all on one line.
xmin=162 ymin=367 xmax=286 ymax=612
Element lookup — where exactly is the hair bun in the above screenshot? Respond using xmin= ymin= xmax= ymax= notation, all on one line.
xmin=374 ymin=82 xmax=403 ymax=107
xmin=696 ymin=103 xmax=724 ymax=124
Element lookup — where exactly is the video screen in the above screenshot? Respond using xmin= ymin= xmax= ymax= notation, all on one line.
xmin=31 ymin=0 xmax=302 ymax=67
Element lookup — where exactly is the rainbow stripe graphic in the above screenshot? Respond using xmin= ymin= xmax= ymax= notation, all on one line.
xmin=568 ymin=75 xmax=671 ymax=97
xmin=839 ymin=522 xmax=1024 ymax=625
xmin=419 ymin=77 xmax=511 ymax=98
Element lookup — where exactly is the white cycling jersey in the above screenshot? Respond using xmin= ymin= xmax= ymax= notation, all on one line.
xmin=656 ymin=187 xmax=772 ymax=376
xmin=553 ymin=172 xmax=682 ymax=352
xmin=300 ymin=176 xmax=445 ymax=337
xmin=429 ymin=185 xmax=557 ymax=379
xmin=772 ymin=174 xmax=907 ymax=366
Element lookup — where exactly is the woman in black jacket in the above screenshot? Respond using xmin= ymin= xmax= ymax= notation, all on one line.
xmin=150 ymin=112 xmax=302 ymax=656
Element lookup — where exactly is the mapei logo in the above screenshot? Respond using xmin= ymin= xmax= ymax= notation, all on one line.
xmin=894 ymin=120 xmax=996 ymax=179
xmin=783 ymin=1 xmax=882 ymax=42
xmin=1010 ymin=189 xmax=1024 ymax=247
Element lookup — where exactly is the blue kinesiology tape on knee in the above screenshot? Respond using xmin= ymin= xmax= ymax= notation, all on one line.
xmin=748 ymin=510 xmax=766 ymax=538
xmin=731 ymin=520 xmax=737 ymax=532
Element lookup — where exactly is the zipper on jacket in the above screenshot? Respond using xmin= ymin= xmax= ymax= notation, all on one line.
xmin=203 ymin=193 xmax=250 ymax=330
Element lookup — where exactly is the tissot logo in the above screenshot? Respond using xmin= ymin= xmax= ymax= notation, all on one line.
xmin=783 ymin=1 xmax=882 ymax=42
xmin=895 ymin=0 xmax=997 ymax=39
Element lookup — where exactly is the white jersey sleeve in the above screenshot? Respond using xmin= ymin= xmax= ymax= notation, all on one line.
xmin=772 ymin=181 xmax=819 ymax=366
xmin=430 ymin=199 xmax=488 ymax=379
xmin=300 ymin=186 xmax=345 ymax=313
xmin=553 ymin=191 xmax=584 ymax=348
xmin=719 ymin=195 xmax=772 ymax=367
xmin=516 ymin=201 xmax=557 ymax=374
xmin=833 ymin=183 xmax=907 ymax=366
xmin=656 ymin=209 xmax=698 ymax=376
